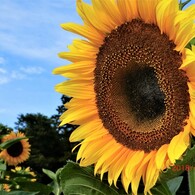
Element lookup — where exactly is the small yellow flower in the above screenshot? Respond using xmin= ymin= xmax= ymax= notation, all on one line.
xmin=31 ymin=178 xmax=37 ymax=182
xmin=11 ymin=166 xmax=22 ymax=172
xmin=5 ymin=175 xmax=10 ymax=180
xmin=25 ymin=167 xmax=36 ymax=177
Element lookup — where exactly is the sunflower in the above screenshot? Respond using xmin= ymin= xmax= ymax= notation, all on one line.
xmin=54 ymin=0 xmax=195 ymax=194
xmin=0 ymin=132 xmax=31 ymax=166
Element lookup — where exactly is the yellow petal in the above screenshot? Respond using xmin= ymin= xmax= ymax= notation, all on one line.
xmin=125 ymin=151 xmax=144 ymax=178
xmin=168 ymin=125 xmax=190 ymax=163
xmin=68 ymin=39 xmax=99 ymax=53
xmin=137 ymin=0 xmax=160 ymax=24
xmin=131 ymin=151 xmax=155 ymax=195
xmin=77 ymin=0 xmax=111 ymax=33
xmin=180 ymin=54 xmax=195 ymax=82
xmin=190 ymin=101 xmax=195 ymax=119
xmin=80 ymin=136 xmax=116 ymax=166
xmin=175 ymin=20 xmax=194 ymax=51
xmin=53 ymin=61 xmax=94 ymax=74
xmin=60 ymin=106 xmax=97 ymax=126
xmin=61 ymin=23 xmax=103 ymax=45
xmin=184 ymin=4 xmax=195 ymax=20
xmin=58 ymin=51 xmax=96 ymax=62
xmin=92 ymin=0 xmax=123 ymax=31
xmin=117 ymin=0 xmax=138 ymax=22
xmin=181 ymin=48 xmax=195 ymax=68
xmin=70 ymin=119 xmax=104 ymax=142
xmin=55 ymin=80 xmax=95 ymax=99
xmin=144 ymin=155 xmax=159 ymax=193
xmin=155 ymin=144 xmax=169 ymax=170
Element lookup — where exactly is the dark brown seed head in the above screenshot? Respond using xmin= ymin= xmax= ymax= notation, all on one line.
xmin=94 ymin=19 xmax=190 ymax=152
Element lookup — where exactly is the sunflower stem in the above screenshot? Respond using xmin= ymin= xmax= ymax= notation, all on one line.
xmin=188 ymin=168 xmax=195 ymax=195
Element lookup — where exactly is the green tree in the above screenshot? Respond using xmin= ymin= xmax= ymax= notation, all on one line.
xmin=14 ymin=96 xmax=77 ymax=183
xmin=0 ymin=123 xmax=13 ymax=135
xmin=51 ymin=95 xmax=78 ymax=157
xmin=15 ymin=113 xmax=68 ymax=183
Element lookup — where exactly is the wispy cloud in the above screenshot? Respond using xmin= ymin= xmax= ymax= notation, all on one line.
xmin=0 ymin=66 xmax=45 ymax=85
xmin=11 ymin=71 xmax=26 ymax=80
xmin=0 ymin=68 xmax=7 ymax=74
xmin=0 ymin=0 xmax=81 ymax=62
xmin=20 ymin=66 xmax=45 ymax=74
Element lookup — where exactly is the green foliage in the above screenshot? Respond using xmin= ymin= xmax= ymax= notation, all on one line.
xmin=179 ymin=0 xmax=191 ymax=10
xmin=11 ymin=182 xmax=52 ymax=195
xmin=151 ymin=177 xmax=183 ymax=195
xmin=0 ymin=124 xmax=12 ymax=135
xmin=43 ymin=168 xmax=62 ymax=195
xmin=59 ymin=161 xmax=120 ymax=195
xmin=0 ymin=191 xmax=39 ymax=195
xmin=42 ymin=161 xmax=185 ymax=195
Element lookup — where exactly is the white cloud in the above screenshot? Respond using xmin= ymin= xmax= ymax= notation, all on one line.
xmin=0 ymin=65 xmax=45 ymax=85
xmin=0 ymin=69 xmax=26 ymax=85
xmin=20 ymin=66 xmax=45 ymax=74
xmin=11 ymin=71 xmax=26 ymax=80
xmin=0 ymin=77 xmax=10 ymax=85
xmin=0 ymin=68 xmax=7 ymax=74
xmin=0 ymin=0 xmax=81 ymax=62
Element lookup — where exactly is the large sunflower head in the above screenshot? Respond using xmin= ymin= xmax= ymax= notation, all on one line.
xmin=0 ymin=132 xmax=31 ymax=166
xmin=54 ymin=0 xmax=195 ymax=194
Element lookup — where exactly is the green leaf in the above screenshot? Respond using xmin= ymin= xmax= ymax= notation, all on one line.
xmin=0 ymin=191 xmax=39 ymax=195
xmin=0 ymin=162 xmax=6 ymax=171
xmin=0 ymin=137 xmax=27 ymax=150
xmin=179 ymin=0 xmax=191 ymax=10
xmin=186 ymin=37 xmax=195 ymax=49
xmin=60 ymin=161 xmax=119 ymax=195
xmin=160 ymin=144 xmax=195 ymax=182
xmin=151 ymin=184 xmax=172 ymax=195
xmin=151 ymin=177 xmax=183 ymax=195
xmin=188 ymin=169 xmax=195 ymax=195
xmin=42 ymin=168 xmax=56 ymax=181
xmin=15 ymin=182 xmax=52 ymax=195
xmin=166 ymin=176 xmax=183 ymax=194
xmin=43 ymin=168 xmax=62 ymax=195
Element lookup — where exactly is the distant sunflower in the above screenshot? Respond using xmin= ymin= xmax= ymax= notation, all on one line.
xmin=0 ymin=132 xmax=30 ymax=166
xmin=54 ymin=0 xmax=195 ymax=194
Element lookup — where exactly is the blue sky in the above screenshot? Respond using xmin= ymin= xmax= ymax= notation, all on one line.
xmin=0 ymin=0 xmax=194 ymax=129
xmin=0 ymin=0 xmax=90 ymax=129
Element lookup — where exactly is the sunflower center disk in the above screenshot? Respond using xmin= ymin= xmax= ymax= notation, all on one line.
xmin=94 ymin=19 xmax=190 ymax=152
xmin=124 ymin=65 xmax=165 ymax=122
xmin=7 ymin=142 xmax=23 ymax=157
